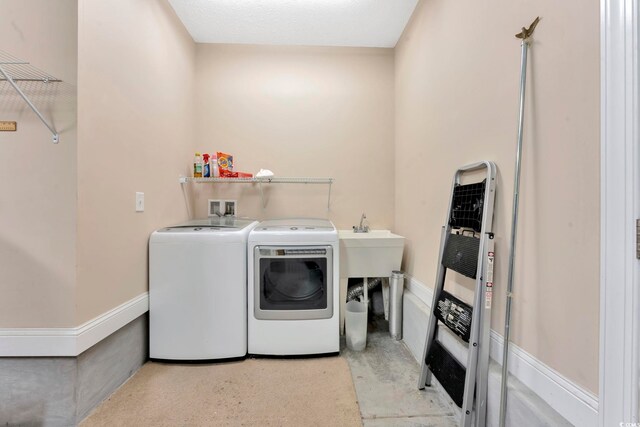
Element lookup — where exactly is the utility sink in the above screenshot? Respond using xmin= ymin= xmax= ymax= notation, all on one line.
xmin=338 ymin=230 xmax=405 ymax=278
xmin=338 ymin=229 xmax=405 ymax=335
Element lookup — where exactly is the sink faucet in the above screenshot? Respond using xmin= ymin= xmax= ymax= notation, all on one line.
xmin=353 ymin=213 xmax=369 ymax=233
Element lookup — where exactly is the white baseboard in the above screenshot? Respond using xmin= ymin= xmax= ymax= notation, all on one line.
xmin=405 ymin=276 xmax=598 ymax=427
xmin=488 ymin=329 xmax=598 ymax=426
xmin=0 ymin=293 xmax=149 ymax=357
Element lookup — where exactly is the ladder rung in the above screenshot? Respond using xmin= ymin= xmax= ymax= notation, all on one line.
xmin=435 ymin=291 xmax=473 ymax=343
xmin=442 ymin=233 xmax=480 ymax=279
xmin=425 ymin=339 xmax=466 ymax=407
xmin=449 ymin=180 xmax=487 ymax=232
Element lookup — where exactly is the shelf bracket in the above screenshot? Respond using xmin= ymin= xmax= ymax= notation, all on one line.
xmin=259 ymin=181 xmax=266 ymax=209
xmin=0 ymin=62 xmax=59 ymax=144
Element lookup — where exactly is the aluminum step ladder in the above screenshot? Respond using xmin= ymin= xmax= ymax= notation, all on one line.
xmin=417 ymin=161 xmax=496 ymax=427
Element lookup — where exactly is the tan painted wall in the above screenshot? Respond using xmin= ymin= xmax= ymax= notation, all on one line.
xmin=0 ymin=0 xmax=78 ymax=328
xmin=395 ymin=1 xmax=600 ymax=392
xmin=2 ymin=2 xmax=600 ymax=398
xmin=76 ymin=0 xmax=196 ymax=324
xmin=192 ymin=44 xmax=395 ymax=230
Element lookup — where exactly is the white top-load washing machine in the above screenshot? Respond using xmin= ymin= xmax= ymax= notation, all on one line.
xmin=248 ymin=218 xmax=340 ymax=355
xmin=149 ymin=217 xmax=258 ymax=360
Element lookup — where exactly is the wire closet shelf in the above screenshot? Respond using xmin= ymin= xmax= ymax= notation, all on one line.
xmin=0 ymin=50 xmax=62 ymax=143
xmin=180 ymin=177 xmax=333 ymax=184
xmin=179 ymin=176 xmax=335 ymax=209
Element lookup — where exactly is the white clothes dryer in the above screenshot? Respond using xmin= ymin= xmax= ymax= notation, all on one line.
xmin=248 ymin=218 xmax=340 ymax=355
xmin=149 ymin=217 xmax=258 ymax=360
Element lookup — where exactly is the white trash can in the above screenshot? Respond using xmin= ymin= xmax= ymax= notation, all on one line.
xmin=345 ymin=300 xmax=367 ymax=351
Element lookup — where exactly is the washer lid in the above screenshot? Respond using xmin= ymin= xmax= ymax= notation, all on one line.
xmin=255 ymin=218 xmax=335 ymax=232
xmin=168 ymin=217 xmax=257 ymax=230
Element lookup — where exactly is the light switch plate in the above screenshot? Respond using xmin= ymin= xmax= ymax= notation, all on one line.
xmin=136 ymin=192 xmax=144 ymax=212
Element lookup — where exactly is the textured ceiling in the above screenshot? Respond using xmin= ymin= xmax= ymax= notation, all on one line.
xmin=167 ymin=0 xmax=418 ymax=48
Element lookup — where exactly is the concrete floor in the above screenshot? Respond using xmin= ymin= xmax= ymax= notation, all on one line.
xmin=343 ymin=317 xmax=458 ymax=427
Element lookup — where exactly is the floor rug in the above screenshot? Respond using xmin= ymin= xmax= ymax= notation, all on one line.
xmin=81 ymin=356 xmax=362 ymax=426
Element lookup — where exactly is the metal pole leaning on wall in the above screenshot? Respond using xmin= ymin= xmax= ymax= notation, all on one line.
xmin=499 ymin=17 xmax=540 ymax=427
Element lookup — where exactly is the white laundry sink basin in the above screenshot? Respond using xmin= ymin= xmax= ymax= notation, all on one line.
xmin=338 ymin=230 xmax=405 ymax=278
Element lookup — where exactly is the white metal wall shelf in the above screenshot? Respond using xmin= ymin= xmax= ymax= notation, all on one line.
xmin=0 ymin=51 xmax=62 ymax=144
xmin=179 ymin=176 xmax=334 ymax=209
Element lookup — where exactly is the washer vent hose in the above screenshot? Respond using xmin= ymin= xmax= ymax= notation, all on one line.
xmin=347 ymin=277 xmax=383 ymax=301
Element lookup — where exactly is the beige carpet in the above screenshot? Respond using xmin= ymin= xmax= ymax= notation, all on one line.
xmin=81 ymin=357 xmax=362 ymax=426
